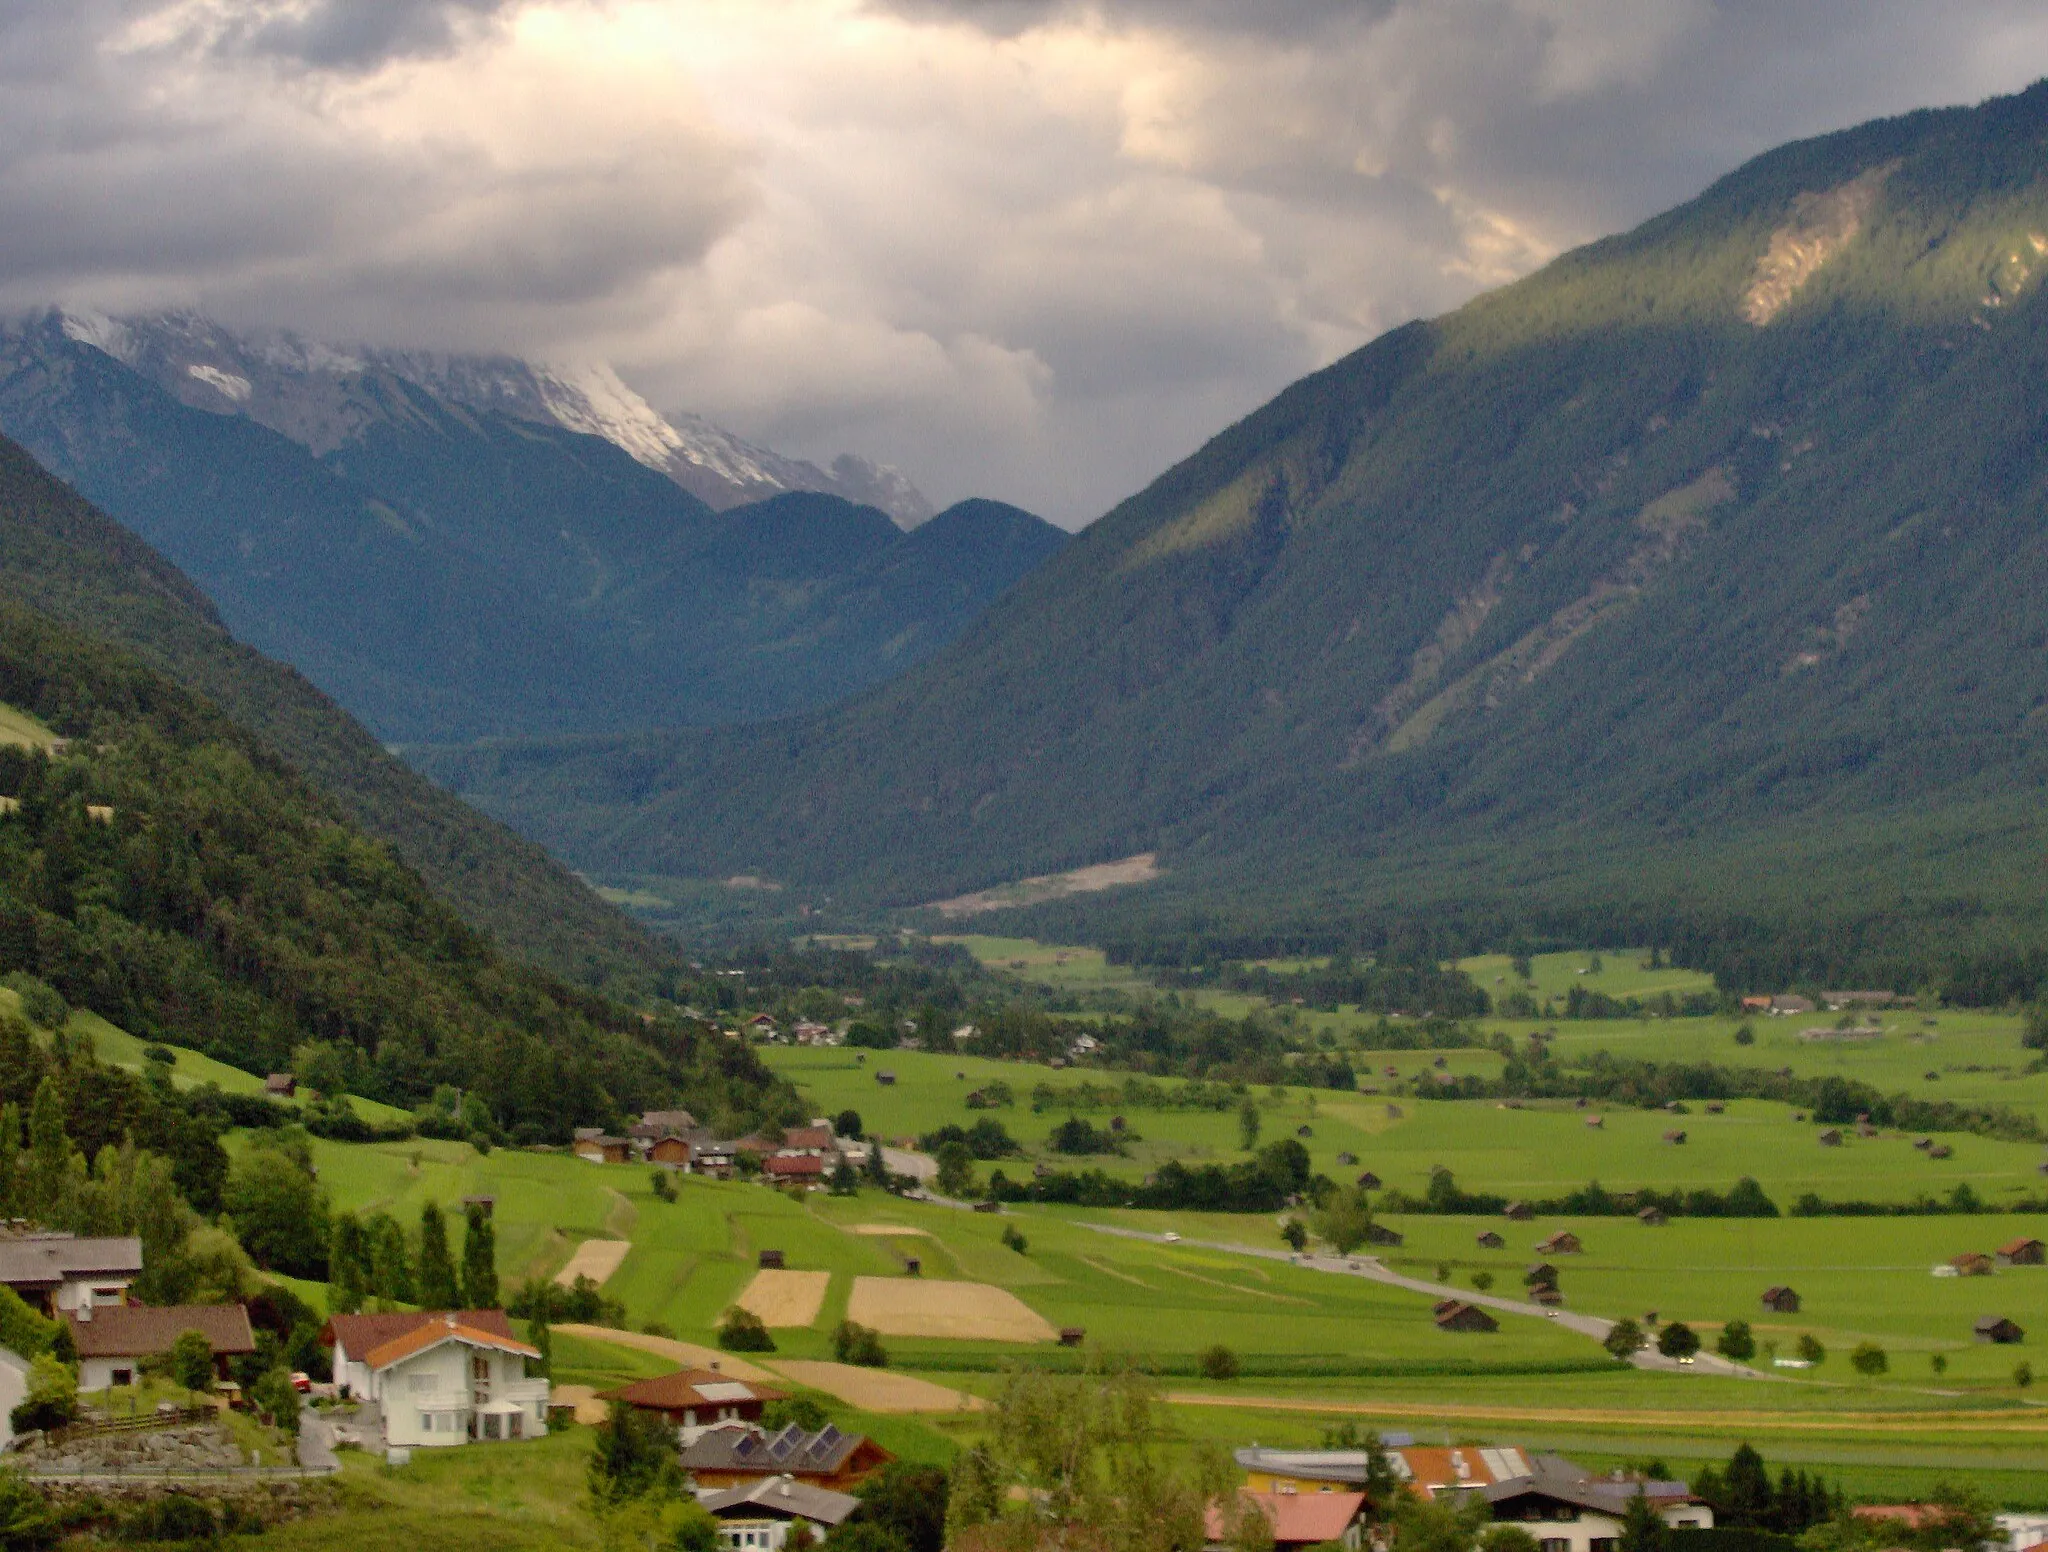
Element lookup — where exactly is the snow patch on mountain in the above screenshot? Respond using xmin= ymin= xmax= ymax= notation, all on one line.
xmin=27 ymin=309 xmax=934 ymax=527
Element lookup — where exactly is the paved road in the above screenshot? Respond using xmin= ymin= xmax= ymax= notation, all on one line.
xmin=295 ymin=1411 xmax=340 ymax=1472
xmin=1071 ymin=1221 xmax=1763 ymax=1379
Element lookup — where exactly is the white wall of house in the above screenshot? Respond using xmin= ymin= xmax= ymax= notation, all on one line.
xmin=79 ymin=1356 xmax=146 ymax=1391
xmin=715 ymin=1517 xmax=813 ymax=1551
xmin=0 ymin=1348 xmax=29 ymax=1449
xmin=375 ymin=1340 xmax=548 ymax=1448
xmin=1509 ymin=1502 xmax=1711 ymax=1552
xmin=53 ymin=1277 xmax=132 ymax=1314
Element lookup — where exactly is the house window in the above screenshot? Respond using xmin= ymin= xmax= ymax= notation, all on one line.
xmin=473 ymin=1355 xmax=491 ymax=1381
xmin=1541 ymin=1539 xmax=1571 ymax=1552
xmin=1593 ymin=1540 xmax=1619 ymax=1551
xmin=92 ymin=1287 xmax=122 ymax=1303
xmin=482 ymin=1413 xmax=502 ymax=1441
xmin=508 ymin=1412 xmax=524 ymax=1439
xmin=111 ymin=1368 xmax=132 ymax=1387
xmin=419 ymin=1412 xmax=435 ymax=1433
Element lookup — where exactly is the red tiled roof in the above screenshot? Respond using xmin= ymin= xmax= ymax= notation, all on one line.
xmin=363 ymin=1317 xmax=538 ymax=1371
xmin=764 ymin=1154 xmax=826 ymax=1177
xmin=65 ymin=1303 xmax=254 ymax=1359
xmin=782 ymin=1127 xmax=834 ymax=1150
xmin=322 ymin=1310 xmax=514 ymax=1358
xmin=1207 ymin=1492 xmax=1366 ymax=1547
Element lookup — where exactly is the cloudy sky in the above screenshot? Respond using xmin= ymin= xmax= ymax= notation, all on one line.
xmin=6 ymin=2 xmax=2048 ymax=523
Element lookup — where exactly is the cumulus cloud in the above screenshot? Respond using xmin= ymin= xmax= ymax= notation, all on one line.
xmin=3 ymin=0 xmax=2048 ymax=522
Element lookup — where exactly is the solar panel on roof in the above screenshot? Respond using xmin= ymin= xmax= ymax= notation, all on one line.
xmin=816 ymin=1424 xmax=841 ymax=1447
xmin=768 ymin=1436 xmax=795 ymax=1461
xmin=734 ymin=1435 xmax=758 ymax=1458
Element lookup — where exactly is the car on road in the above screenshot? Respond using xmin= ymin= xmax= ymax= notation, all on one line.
xmin=1161 ymin=1232 xmax=1182 ymax=1243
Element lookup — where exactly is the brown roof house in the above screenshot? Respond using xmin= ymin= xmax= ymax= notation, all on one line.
xmin=1534 ymin=1231 xmax=1583 ymax=1255
xmin=263 ymin=1073 xmax=296 ymax=1098
xmin=1475 ymin=1231 xmax=1505 ymax=1249
xmin=1997 ymin=1238 xmax=2045 ymax=1268
xmin=66 ymin=1303 xmax=255 ymax=1393
xmin=1503 ymin=1202 xmax=1535 ymax=1222
xmin=600 ymin=1367 xmax=787 ymax=1443
xmin=1950 ymin=1252 xmax=1995 ymax=1278
xmin=682 ymin=1422 xmax=894 ymax=1492
xmin=1432 ymin=1300 xmax=1499 ymax=1334
xmin=0 ymin=1234 xmax=142 ymax=1316
xmin=1975 ymin=1316 xmax=2025 ymax=1345
xmin=1760 ymin=1286 xmax=1801 ymax=1314
xmin=1637 ymin=1206 xmax=1668 ymax=1226
xmin=324 ymin=1311 xmax=545 ymax=1446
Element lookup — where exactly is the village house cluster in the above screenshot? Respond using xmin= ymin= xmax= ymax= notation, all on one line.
xmin=1222 ymin=1441 xmax=1713 ymax=1552
xmin=572 ymin=1108 xmax=871 ymax=1190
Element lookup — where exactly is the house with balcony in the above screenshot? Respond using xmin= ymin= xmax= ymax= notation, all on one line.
xmin=1481 ymin=1456 xmax=1711 ymax=1551
xmin=323 ymin=1311 xmax=547 ymax=1445
xmin=0 ymin=1233 xmax=142 ymax=1316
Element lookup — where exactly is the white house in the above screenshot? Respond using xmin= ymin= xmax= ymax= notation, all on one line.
xmin=64 ymin=1303 xmax=256 ymax=1393
xmin=1482 ymin=1456 xmax=1712 ymax=1552
xmin=323 ymin=1311 xmax=547 ymax=1446
xmin=0 ymin=1234 xmax=142 ymax=1316
xmin=697 ymin=1476 xmax=860 ymax=1551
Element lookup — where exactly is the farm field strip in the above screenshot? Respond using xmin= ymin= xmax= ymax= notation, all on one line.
xmin=736 ymin=1269 xmax=832 ymax=1326
xmin=845 ymin=1276 xmax=1059 ymax=1342
xmin=552 ymin=1238 xmax=631 ymax=1287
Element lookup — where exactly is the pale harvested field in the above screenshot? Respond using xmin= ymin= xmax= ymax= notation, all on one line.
xmin=550 ymin=1384 xmax=609 ymax=1424
xmin=736 ymin=1269 xmax=831 ymax=1327
xmin=845 ymin=1276 xmax=1058 ymax=1342
xmin=769 ymin=1359 xmax=985 ymax=1414
xmin=553 ymin=1238 xmax=632 ymax=1287
xmin=552 ymin=1323 xmax=776 ymax=1384
xmin=846 ymin=1224 xmax=932 ymax=1237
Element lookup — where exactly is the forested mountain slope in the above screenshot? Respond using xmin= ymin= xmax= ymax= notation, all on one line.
xmin=0 ymin=435 xmax=668 ymax=983
xmin=0 ymin=317 xmax=1063 ymax=741
xmin=0 ymin=597 xmax=789 ymax=1136
xmin=425 ymin=83 xmax=2048 ymax=980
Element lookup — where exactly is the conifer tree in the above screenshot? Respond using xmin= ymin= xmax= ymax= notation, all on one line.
xmin=417 ymin=1201 xmax=459 ymax=1309
xmin=461 ymin=1203 xmax=499 ymax=1310
xmin=328 ymin=1212 xmax=367 ymax=1315
xmin=24 ymin=1076 xmax=68 ymax=1221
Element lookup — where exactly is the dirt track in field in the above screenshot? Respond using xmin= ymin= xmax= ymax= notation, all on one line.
xmin=553 ymin=1238 xmax=632 ymax=1287
xmin=846 ymin=1224 xmax=932 ymax=1236
xmin=552 ymin=1324 xmax=777 ymax=1383
xmin=769 ymin=1359 xmax=985 ymax=1413
xmin=736 ymin=1269 xmax=831 ymax=1326
xmin=846 ymin=1276 xmax=1057 ymax=1342
xmin=1165 ymin=1392 xmax=2048 ymax=1436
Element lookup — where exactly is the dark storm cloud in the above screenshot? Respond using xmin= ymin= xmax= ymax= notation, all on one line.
xmin=234 ymin=0 xmax=517 ymax=70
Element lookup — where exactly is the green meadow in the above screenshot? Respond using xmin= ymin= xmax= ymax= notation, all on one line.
xmin=763 ymin=1047 xmax=2048 ymax=1209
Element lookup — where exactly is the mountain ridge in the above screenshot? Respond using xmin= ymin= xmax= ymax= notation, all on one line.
xmin=0 ymin=316 xmax=1067 ymax=742
xmin=417 ymin=81 xmax=2048 ymax=979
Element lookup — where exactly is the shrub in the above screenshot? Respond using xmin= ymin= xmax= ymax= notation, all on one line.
xmin=1716 ymin=1320 xmax=1755 ymax=1362
xmin=588 ymin=1400 xmax=685 ymax=1506
xmin=1795 ymin=1333 xmax=1825 ymax=1365
xmin=1482 ymin=1528 xmax=1543 ymax=1552
xmin=1850 ymin=1342 xmax=1888 ymax=1376
xmin=1471 ymin=1272 xmax=1494 ymax=1293
xmin=1001 ymin=1225 xmax=1028 ymax=1255
xmin=251 ymin=1368 xmax=300 ymax=1436
xmin=763 ymin=1396 xmax=831 ymax=1432
xmin=121 ymin=1494 xmax=218 ymax=1542
xmin=0 ymin=1466 xmax=54 ymax=1548
xmin=834 ymin=1110 xmax=864 ymax=1139
xmin=2016 ymin=1361 xmax=2034 ymax=1389
xmin=169 ymin=1330 xmax=215 ymax=1395
xmin=1199 ymin=1345 xmax=1240 ymax=1381
xmin=10 ymin=1355 xmax=76 ymax=1435
xmin=832 ymin=1321 xmax=887 ymax=1368
xmin=1603 ymin=1318 xmax=1643 ymax=1360
xmin=1733 ymin=1025 xmax=1755 ymax=1046
xmin=1280 ymin=1219 xmax=1307 ymax=1252
xmin=718 ymin=1308 xmax=776 ymax=1354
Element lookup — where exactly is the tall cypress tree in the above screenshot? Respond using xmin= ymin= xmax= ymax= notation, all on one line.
xmin=24 ymin=1075 xmax=68 ymax=1221
xmin=328 ymin=1212 xmax=367 ymax=1315
xmin=461 ymin=1204 xmax=499 ymax=1310
xmin=417 ymin=1201 xmax=459 ymax=1309
xmin=1722 ymin=1443 xmax=1772 ymax=1528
